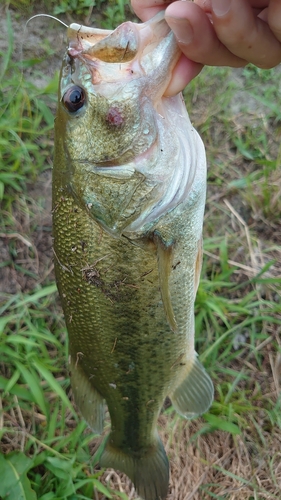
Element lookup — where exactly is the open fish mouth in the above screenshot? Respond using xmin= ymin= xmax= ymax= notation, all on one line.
xmin=68 ymin=19 xmax=139 ymax=63
xmin=67 ymin=11 xmax=171 ymax=64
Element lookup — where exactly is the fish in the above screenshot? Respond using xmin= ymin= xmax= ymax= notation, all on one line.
xmin=52 ymin=11 xmax=213 ymax=500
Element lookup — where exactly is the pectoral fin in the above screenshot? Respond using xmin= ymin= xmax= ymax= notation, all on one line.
xmin=70 ymin=359 xmax=105 ymax=433
xmin=154 ymin=233 xmax=177 ymax=333
xmin=170 ymin=354 xmax=213 ymax=418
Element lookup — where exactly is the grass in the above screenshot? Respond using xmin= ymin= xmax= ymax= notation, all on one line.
xmin=0 ymin=12 xmax=57 ymax=208
xmin=1 ymin=3 xmax=281 ymax=499
xmin=6 ymin=0 xmax=135 ymax=29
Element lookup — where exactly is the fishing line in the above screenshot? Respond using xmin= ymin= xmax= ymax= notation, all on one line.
xmin=21 ymin=13 xmax=69 ymax=87
xmin=25 ymin=14 xmax=68 ymax=29
xmin=0 ymin=12 xmax=69 ymax=119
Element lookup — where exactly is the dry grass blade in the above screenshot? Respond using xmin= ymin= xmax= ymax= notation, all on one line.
xmin=96 ymin=413 xmax=281 ymax=499
xmin=1 ymin=7 xmax=281 ymax=500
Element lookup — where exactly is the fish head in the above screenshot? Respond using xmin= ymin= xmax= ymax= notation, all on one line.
xmin=55 ymin=13 xmax=200 ymax=237
xmin=60 ymin=12 xmax=179 ymax=155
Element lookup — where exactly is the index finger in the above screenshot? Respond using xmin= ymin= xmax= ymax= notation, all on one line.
xmin=196 ymin=0 xmax=271 ymax=10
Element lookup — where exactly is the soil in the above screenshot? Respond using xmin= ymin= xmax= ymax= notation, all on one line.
xmin=1 ymin=6 xmax=281 ymax=500
xmin=0 ymin=170 xmax=53 ymax=294
xmin=0 ymin=8 xmax=63 ymax=294
xmin=1 ymin=7 xmax=280 ymax=296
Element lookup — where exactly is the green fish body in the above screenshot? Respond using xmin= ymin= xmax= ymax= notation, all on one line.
xmin=53 ymin=12 xmax=213 ymax=500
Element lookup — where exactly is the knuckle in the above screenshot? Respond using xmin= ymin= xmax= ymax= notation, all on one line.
xmin=268 ymin=19 xmax=281 ymax=39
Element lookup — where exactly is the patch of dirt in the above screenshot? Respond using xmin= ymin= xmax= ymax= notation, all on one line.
xmin=0 ymin=170 xmax=53 ymax=295
xmin=0 ymin=7 xmax=61 ymax=297
xmin=1 ymin=6 xmax=281 ymax=500
xmin=0 ymin=8 xmax=67 ymax=86
xmin=97 ymin=412 xmax=281 ymax=500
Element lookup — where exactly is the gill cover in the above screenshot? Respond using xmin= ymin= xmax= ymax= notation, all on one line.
xmin=58 ymin=12 xmax=201 ymax=239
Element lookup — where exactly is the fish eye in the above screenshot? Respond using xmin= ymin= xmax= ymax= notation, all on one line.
xmin=62 ymin=86 xmax=86 ymax=112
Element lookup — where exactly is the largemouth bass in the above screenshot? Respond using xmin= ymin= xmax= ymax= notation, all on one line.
xmin=53 ymin=11 xmax=213 ymax=500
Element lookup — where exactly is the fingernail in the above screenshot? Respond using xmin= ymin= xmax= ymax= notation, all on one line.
xmin=211 ymin=0 xmax=231 ymax=17
xmin=165 ymin=17 xmax=193 ymax=45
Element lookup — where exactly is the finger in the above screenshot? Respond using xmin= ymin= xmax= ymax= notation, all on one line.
xmin=268 ymin=0 xmax=281 ymax=42
xmin=196 ymin=0 xmax=271 ymax=11
xmin=131 ymin=0 xmax=172 ymax=22
xmin=165 ymin=1 xmax=246 ymax=67
xmin=164 ymin=54 xmax=203 ymax=96
xmin=211 ymin=0 xmax=281 ymax=68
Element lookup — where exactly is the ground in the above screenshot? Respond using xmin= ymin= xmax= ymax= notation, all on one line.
xmin=0 ymin=3 xmax=281 ymax=500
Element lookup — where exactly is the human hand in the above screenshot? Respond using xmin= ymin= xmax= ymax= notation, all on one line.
xmin=131 ymin=0 xmax=281 ymax=95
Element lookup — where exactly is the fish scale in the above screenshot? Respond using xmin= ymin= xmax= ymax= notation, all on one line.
xmin=53 ymin=11 xmax=213 ymax=500
xmin=53 ymin=194 xmax=175 ymax=435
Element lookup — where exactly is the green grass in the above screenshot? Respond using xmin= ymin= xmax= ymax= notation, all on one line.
xmin=7 ymin=0 xmax=135 ymax=29
xmin=1 ymin=4 xmax=281 ymax=499
xmin=0 ymin=12 xmax=57 ymax=208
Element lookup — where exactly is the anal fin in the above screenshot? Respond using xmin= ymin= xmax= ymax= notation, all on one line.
xmin=170 ymin=354 xmax=213 ymax=418
xmin=70 ymin=359 xmax=105 ymax=434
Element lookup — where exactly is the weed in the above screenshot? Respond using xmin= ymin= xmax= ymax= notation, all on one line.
xmin=0 ymin=12 xmax=57 ymax=208
xmin=1 ymin=5 xmax=281 ymax=500
xmin=52 ymin=0 xmax=105 ymax=17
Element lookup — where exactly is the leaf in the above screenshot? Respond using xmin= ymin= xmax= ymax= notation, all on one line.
xmin=0 ymin=375 xmax=34 ymax=402
xmin=32 ymin=360 xmax=76 ymax=417
xmin=15 ymin=284 xmax=57 ymax=308
xmin=249 ymin=91 xmax=281 ymax=119
xmin=0 ymin=314 xmax=16 ymax=332
xmin=113 ymin=491 xmax=130 ymax=500
xmin=92 ymin=478 xmax=113 ymax=498
xmin=204 ymin=414 xmax=241 ymax=435
xmin=45 ymin=457 xmax=76 ymax=496
xmin=0 ymin=453 xmax=37 ymax=500
xmin=15 ymin=362 xmax=49 ymax=418
xmin=0 ymin=11 xmax=13 ymax=82
xmin=35 ymin=100 xmax=54 ymax=127
xmin=39 ymin=494 xmax=56 ymax=500
xmin=73 ymin=476 xmax=112 ymax=497
xmin=46 ymin=456 xmax=75 ymax=474
xmin=3 ymin=369 xmax=20 ymax=395
xmin=42 ymin=73 xmax=59 ymax=95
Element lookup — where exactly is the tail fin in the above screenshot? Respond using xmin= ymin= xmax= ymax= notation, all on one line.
xmin=170 ymin=354 xmax=214 ymax=419
xmin=99 ymin=434 xmax=169 ymax=500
